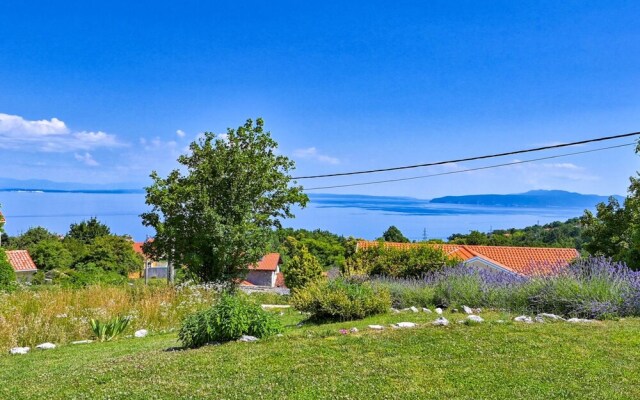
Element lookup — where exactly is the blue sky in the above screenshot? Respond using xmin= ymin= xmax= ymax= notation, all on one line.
xmin=1 ymin=1 xmax=639 ymax=198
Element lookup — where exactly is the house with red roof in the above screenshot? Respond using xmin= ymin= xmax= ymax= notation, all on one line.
xmin=5 ymin=250 xmax=38 ymax=281
xmin=242 ymin=253 xmax=286 ymax=288
xmin=132 ymin=240 xmax=169 ymax=279
xmin=356 ymin=241 xmax=579 ymax=276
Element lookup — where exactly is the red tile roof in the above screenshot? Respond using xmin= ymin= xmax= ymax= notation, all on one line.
xmin=132 ymin=242 xmax=145 ymax=256
xmin=6 ymin=250 xmax=38 ymax=272
xmin=239 ymin=280 xmax=255 ymax=286
xmin=0 ymin=211 xmax=5 ymax=224
xmin=356 ymin=241 xmax=579 ymax=276
xmin=249 ymin=253 xmax=281 ymax=271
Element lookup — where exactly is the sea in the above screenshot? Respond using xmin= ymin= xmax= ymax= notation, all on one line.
xmin=0 ymin=191 xmax=592 ymax=242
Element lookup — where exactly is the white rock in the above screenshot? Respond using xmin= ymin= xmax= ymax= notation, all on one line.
xmin=134 ymin=329 xmax=148 ymax=338
xmin=538 ymin=313 xmax=565 ymax=321
xmin=409 ymin=306 xmax=419 ymax=313
xmin=368 ymin=324 xmax=385 ymax=330
xmin=514 ymin=315 xmax=533 ymax=323
xmin=432 ymin=317 xmax=449 ymax=326
xmin=395 ymin=322 xmax=417 ymax=328
xmin=467 ymin=315 xmax=484 ymax=323
xmin=534 ymin=316 xmax=545 ymax=323
xmin=495 ymin=320 xmax=505 ymax=323
xmin=10 ymin=347 xmax=30 ymax=355
xmin=276 ymin=334 xmax=284 ymax=337
xmin=463 ymin=305 xmax=474 ymax=314
xmin=36 ymin=342 xmax=56 ymax=350
xmin=349 ymin=327 xmax=359 ymax=333
xmin=567 ymin=318 xmax=595 ymax=323
xmin=475 ymin=308 xmax=483 ymax=314
xmin=452 ymin=309 xmax=459 ymax=313
xmin=238 ymin=335 xmax=259 ymax=342
xmin=71 ymin=340 xmax=93 ymax=345
xmin=422 ymin=308 xmax=432 ymax=313
xmin=390 ymin=308 xmax=400 ymax=314
xmin=435 ymin=308 xmax=443 ymax=315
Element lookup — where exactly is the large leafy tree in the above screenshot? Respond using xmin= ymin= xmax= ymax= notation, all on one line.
xmin=67 ymin=217 xmax=111 ymax=244
xmin=581 ymin=143 xmax=640 ymax=269
xmin=141 ymin=118 xmax=308 ymax=283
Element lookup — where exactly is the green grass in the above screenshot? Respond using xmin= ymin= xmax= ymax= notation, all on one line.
xmin=2 ymin=310 xmax=640 ymax=399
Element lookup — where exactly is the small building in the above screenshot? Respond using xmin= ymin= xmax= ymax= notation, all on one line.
xmin=243 ymin=253 xmax=285 ymax=288
xmin=6 ymin=250 xmax=38 ymax=281
xmin=132 ymin=241 xmax=168 ymax=279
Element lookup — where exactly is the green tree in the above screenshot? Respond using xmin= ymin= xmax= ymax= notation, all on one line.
xmin=67 ymin=217 xmax=111 ymax=244
xmin=30 ymin=239 xmax=73 ymax=271
xmin=78 ymin=235 xmax=143 ymax=275
xmin=0 ymin=248 xmax=16 ymax=288
xmin=9 ymin=226 xmax=59 ymax=250
xmin=282 ymin=237 xmax=323 ymax=291
xmin=380 ymin=226 xmax=410 ymax=243
xmin=581 ymin=143 xmax=640 ymax=269
xmin=141 ymin=118 xmax=308 ymax=283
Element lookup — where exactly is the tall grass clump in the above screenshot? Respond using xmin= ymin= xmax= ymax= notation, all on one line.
xmin=0 ymin=282 xmax=217 ymax=351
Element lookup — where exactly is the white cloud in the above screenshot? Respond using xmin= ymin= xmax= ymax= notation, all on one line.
xmin=74 ymin=152 xmax=99 ymax=167
xmin=0 ymin=113 xmax=122 ymax=152
xmin=176 ymin=129 xmax=186 ymax=138
xmin=293 ymin=147 xmax=339 ymax=165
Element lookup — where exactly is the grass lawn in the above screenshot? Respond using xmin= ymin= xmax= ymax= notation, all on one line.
xmin=1 ymin=310 xmax=639 ymax=399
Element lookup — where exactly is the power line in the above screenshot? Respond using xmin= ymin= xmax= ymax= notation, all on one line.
xmin=303 ymin=142 xmax=635 ymax=191
xmin=294 ymin=131 xmax=640 ymax=180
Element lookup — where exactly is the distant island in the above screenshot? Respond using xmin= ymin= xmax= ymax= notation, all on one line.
xmin=430 ymin=190 xmax=624 ymax=208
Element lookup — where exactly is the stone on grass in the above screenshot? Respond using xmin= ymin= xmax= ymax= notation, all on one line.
xmin=394 ymin=322 xmax=417 ymax=328
xmin=422 ymin=308 xmax=432 ymax=313
xmin=368 ymin=325 xmax=385 ymax=330
xmin=71 ymin=340 xmax=93 ymax=345
xmin=514 ymin=315 xmax=533 ymax=323
xmin=10 ymin=347 xmax=30 ymax=355
xmin=238 ymin=335 xmax=259 ymax=342
xmin=495 ymin=320 xmax=505 ymax=323
xmin=36 ymin=343 xmax=56 ymax=350
xmin=390 ymin=308 xmax=400 ymax=314
xmin=538 ymin=313 xmax=565 ymax=321
xmin=432 ymin=317 xmax=449 ymax=326
xmin=463 ymin=305 xmax=474 ymax=315
xmin=467 ymin=315 xmax=484 ymax=323
xmin=409 ymin=306 xmax=419 ymax=313
xmin=350 ymin=327 xmax=359 ymax=333
xmin=435 ymin=308 xmax=443 ymax=315
xmin=567 ymin=318 xmax=595 ymax=323
xmin=134 ymin=329 xmax=148 ymax=338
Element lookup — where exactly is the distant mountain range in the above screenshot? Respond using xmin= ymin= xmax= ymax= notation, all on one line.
xmin=430 ymin=190 xmax=624 ymax=208
xmin=0 ymin=178 xmax=624 ymax=209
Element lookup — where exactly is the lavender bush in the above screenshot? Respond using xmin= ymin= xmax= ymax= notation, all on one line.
xmin=370 ymin=257 xmax=640 ymax=319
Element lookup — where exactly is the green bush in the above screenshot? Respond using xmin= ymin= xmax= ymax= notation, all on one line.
xmin=179 ymin=293 xmax=283 ymax=348
xmin=0 ymin=249 xmax=16 ymax=289
xmin=291 ymin=277 xmax=391 ymax=321
xmin=344 ymin=242 xmax=457 ymax=277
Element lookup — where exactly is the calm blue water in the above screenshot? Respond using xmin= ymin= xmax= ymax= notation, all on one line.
xmin=0 ymin=191 xmax=590 ymax=241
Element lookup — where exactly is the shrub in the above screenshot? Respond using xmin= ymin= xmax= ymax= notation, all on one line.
xmin=0 ymin=249 xmax=16 ymax=289
xmin=291 ymin=277 xmax=391 ymax=321
xmin=282 ymin=237 xmax=323 ymax=291
xmin=344 ymin=242 xmax=457 ymax=277
xmin=179 ymin=293 xmax=283 ymax=348
xmin=90 ymin=315 xmax=131 ymax=342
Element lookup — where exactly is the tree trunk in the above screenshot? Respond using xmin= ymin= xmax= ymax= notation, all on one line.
xmin=167 ymin=254 xmax=175 ymax=285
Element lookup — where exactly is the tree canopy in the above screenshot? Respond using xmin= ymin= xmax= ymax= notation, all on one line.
xmin=380 ymin=226 xmax=410 ymax=243
xmin=141 ymin=118 xmax=308 ymax=283
xmin=67 ymin=217 xmax=111 ymax=244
